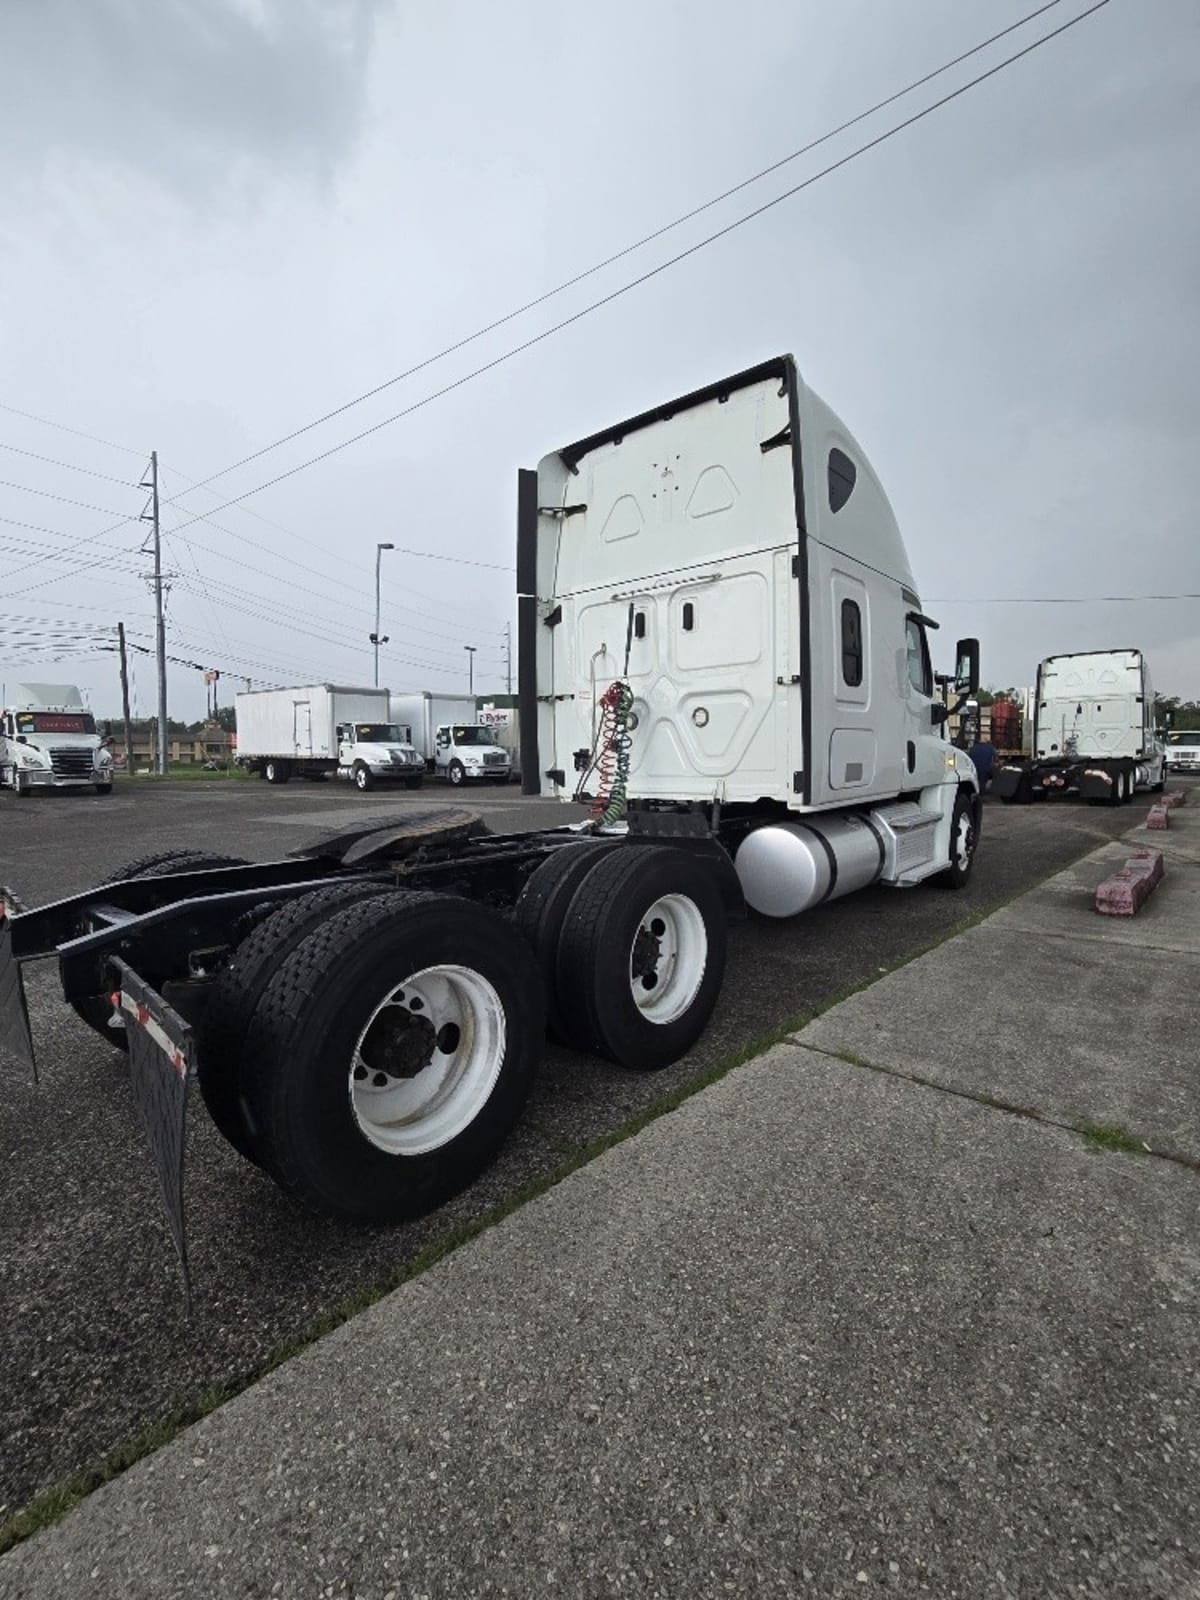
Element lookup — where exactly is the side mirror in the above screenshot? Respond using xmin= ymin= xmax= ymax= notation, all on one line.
xmin=930 ymin=704 xmax=949 ymax=728
xmin=954 ymin=638 xmax=980 ymax=696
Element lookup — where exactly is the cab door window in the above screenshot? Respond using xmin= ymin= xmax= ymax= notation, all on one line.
xmin=905 ymin=617 xmax=932 ymax=697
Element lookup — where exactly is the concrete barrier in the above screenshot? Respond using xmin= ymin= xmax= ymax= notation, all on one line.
xmin=1146 ymin=805 xmax=1170 ymax=830
xmin=1095 ymin=847 xmax=1165 ymax=916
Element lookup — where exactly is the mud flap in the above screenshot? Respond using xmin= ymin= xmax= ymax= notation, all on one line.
xmin=0 ymin=916 xmax=35 ymax=1079
xmin=111 ymin=958 xmax=196 ymax=1314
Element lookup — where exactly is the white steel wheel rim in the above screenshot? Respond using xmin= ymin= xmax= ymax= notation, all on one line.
xmin=954 ymin=809 xmax=974 ymax=871
xmin=629 ymin=893 xmax=707 ymax=1025
xmin=349 ymin=964 xmax=506 ymax=1156
xmin=355 ymin=767 xmax=368 ymax=788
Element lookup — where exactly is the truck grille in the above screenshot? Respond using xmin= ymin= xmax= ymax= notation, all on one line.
xmin=484 ymin=751 xmax=507 ymax=766
xmin=49 ymin=748 xmax=95 ymax=779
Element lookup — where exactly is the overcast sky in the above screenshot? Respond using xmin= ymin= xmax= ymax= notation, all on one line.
xmin=0 ymin=0 xmax=1197 ymax=724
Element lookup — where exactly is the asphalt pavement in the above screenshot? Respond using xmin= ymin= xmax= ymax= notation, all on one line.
xmin=0 ymin=776 xmax=1181 ymax=1548
xmin=1 ymin=785 xmax=1196 ymax=1597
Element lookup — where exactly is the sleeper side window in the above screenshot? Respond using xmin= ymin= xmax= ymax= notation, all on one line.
xmin=841 ymin=599 xmax=863 ymax=687
xmin=905 ymin=616 xmax=932 ymax=697
xmin=828 ymin=448 xmax=857 ymax=513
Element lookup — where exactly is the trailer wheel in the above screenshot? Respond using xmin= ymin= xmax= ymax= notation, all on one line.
xmin=199 ymin=881 xmax=396 ymax=1165
xmin=555 ymin=846 xmax=726 ymax=1070
xmin=239 ymin=891 xmax=544 ymax=1222
xmin=353 ymin=761 xmax=374 ymax=792
xmin=265 ymin=760 xmax=291 ymax=784
xmin=448 ymin=760 xmax=466 ymax=787
xmin=69 ymin=850 xmax=250 ymax=1048
xmin=935 ymin=789 xmax=980 ymax=889
xmin=515 ymin=841 xmax=617 ymax=1040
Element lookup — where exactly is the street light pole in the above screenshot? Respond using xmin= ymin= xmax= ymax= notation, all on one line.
xmin=373 ymin=542 xmax=394 ymax=686
xmin=464 ymin=644 xmax=476 ymax=699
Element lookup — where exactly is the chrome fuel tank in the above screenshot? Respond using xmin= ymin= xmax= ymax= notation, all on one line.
xmin=735 ymin=814 xmax=883 ymax=918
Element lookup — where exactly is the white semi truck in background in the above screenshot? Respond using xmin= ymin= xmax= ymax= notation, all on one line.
xmin=3 ymin=354 xmax=980 ymax=1277
xmin=235 ymin=684 xmax=425 ymax=791
xmin=992 ymin=649 xmax=1166 ymax=804
xmin=389 ymin=692 xmax=513 ymax=785
xmin=0 ymin=684 xmax=112 ymax=796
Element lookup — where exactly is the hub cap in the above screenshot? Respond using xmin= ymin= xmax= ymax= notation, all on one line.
xmin=628 ymin=894 xmax=707 ymax=1025
xmin=349 ymin=965 xmax=506 ymax=1155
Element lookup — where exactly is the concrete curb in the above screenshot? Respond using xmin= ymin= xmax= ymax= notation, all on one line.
xmin=1095 ymin=846 xmax=1165 ymax=915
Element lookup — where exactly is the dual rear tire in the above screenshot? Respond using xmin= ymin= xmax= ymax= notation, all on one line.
xmin=515 ymin=843 xmax=728 ymax=1071
xmin=232 ymin=890 xmax=544 ymax=1223
xmin=72 ymin=841 xmax=731 ymax=1223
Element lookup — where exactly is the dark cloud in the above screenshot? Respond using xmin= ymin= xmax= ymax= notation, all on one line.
xmin=1 ymin=0 xmax=386 ymax=197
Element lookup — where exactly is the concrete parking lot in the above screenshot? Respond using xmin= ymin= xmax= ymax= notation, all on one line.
xmin=0 ymin=776 xmax=1165 ymax=1522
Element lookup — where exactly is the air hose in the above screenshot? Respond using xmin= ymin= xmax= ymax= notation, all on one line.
xmin=590 ymin=680 xmax=634 ymax=825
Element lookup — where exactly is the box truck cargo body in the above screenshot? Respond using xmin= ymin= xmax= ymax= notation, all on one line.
xmin=389 ymin=692 xmax=512 ymax=785
xmin=236 ymin=684 xmax=424 ymax=790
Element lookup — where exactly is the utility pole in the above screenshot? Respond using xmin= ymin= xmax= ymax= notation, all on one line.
xmin=141 ymin=450 xmax=168 ymax=774
xmin=505 ymin=623 xmax=513 ymax=697
xmin=373 ymin=542 xmax=394 ymax=687
xmin=117 ymin=622 xmax=135 ymax=776
xmin=464 ymin=644 xmax=476 ymax=699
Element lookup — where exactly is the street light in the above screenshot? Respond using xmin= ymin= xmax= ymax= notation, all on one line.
xmin=372 ymin=542 xmax=394 ymax=686
xmin=464 ymin=644 xmax=476 ymax=698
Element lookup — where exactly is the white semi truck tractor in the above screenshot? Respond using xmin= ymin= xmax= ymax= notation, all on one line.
xmin=1 ymin=356 xmax=980 ymax=1283
xmin=0 ymin=684 xmax=112 ymax=796
xmin=992 ymin=649 xmax=1166 ymax=804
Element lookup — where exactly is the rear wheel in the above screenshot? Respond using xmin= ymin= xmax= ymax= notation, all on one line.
xmin=265 ymin=760 xmax=291 ymax=784
xmin=199 ymin=881 xmax=396 ymax=1165
xmin=515 ymin=842 xmax=616 ymax=1040
xmin=69 ymin=850 xmax=249 ymax=1048
xmin=555 ymin=846 xmax=726 ymax=1070
xmin=240 ymin=891 xmax=545 ymax=1222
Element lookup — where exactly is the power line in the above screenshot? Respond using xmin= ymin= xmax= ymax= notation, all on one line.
xmin=3 ymin=7 xmax=1079 ymax=624
xmin=161 ymin=518 xmax=504 ymax=642
xmin=0 ymin=476 xmax=133 ymax=519
xmin=0 ymin=442 xmax=137 ymax=486
xmin=389 ymin=546 xmax=512 ymax=573
xmin=155 ymin=462 xmax=504 ymax=630
xmin=161 ymin=1 xmax=1111 ymax=540
xmin=0 ymin=401 xmax=145 ymax=458
xmin=170 ymin=572 xmax=505 ymax=672
xmin=161 ymin=0 xmax=1075 ymax=501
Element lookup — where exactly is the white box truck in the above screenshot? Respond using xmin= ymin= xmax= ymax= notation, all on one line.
xmin=3 ymin=354 xmax=982 ymax=1278
xmin=236 ymin=684 xmax=425 ymax=791
xmin=0 ymin=684 xmax=112 ymax=796
xmin=992 ymin=649 xmax=1166 ymax=804
xmin=389 ymin=691 xmax=513 ymax=786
